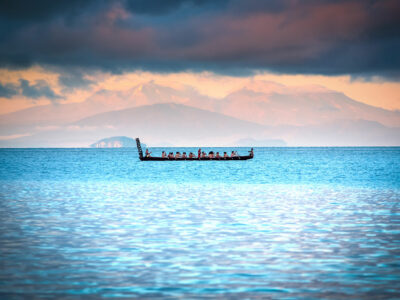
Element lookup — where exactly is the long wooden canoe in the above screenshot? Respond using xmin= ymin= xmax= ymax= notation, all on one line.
xmin=136 ymin=138 xmax=253 ymax=161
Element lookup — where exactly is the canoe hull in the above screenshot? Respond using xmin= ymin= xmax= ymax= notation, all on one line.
xmin=140 ymin=156 xmax=253 ymax=161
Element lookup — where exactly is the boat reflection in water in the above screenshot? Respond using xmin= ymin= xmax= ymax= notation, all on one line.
xmin=136 ymin=138 xmax=254 ymax=161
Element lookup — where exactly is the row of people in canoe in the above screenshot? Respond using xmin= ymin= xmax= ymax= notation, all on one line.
xmin=145 ymin=148 xmax=253 ymax=159
xmin=162 ymin=150 xmax=237 ymax=159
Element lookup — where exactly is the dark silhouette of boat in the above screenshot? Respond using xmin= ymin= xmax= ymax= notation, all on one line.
xmin=136 ymin=138 xmax=253 ymax=161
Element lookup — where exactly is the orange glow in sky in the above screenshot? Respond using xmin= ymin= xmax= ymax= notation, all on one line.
xmin=1 ymin=68 xmax=399 ymax=115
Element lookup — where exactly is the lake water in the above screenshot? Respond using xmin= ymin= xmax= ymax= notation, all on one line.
xmin=0 ymin=147 xmax=399 ymax=299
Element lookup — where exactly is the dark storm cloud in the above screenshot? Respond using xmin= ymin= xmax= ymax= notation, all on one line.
xmin=19 ymin=79 xmax=62 ymax=100
xmin=0 ymin=0 xmax=92 ymax=40
xmin=124 ymin=0 xmax=226 ymax=15
xmin=0 ymin=0 xmax=399 ymax=78
xmin=0 ymin=0 xmax=108 ymax=24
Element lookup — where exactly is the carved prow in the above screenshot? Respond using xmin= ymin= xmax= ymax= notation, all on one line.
xmin=136 ymin=138 xmax=144 ymax=160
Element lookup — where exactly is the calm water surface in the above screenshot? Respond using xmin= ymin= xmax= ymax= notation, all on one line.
xmin=0 ymin=147 xmax=399 ymax=299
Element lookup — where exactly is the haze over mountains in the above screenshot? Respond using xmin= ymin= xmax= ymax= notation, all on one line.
xmin=1 ymin=81 xmax=399 ymax=147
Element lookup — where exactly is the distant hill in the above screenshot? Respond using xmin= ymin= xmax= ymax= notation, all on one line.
xmin=76 ymin=103 xmax=267 ymax=147
xmin=0 ymin=103 xmax=267 ymax=147
xmin=2 ymin=103 xmax=399 ymax=147
xmin=90 ymin=136 xmax=139 ymax=148
xmin=0 ymin=81 xmax=208 ymax=136
xmin=214 ymin=88 xmax=400 ymax=127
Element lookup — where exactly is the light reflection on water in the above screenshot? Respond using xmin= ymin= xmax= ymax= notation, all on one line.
xmin=0 ymin=148 xmax=400 ymax=298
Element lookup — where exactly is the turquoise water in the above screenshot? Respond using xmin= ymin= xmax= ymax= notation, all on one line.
xmin=0 ymin=147 xmax=399 ymax=298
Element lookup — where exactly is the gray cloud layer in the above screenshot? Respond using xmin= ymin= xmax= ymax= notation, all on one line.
xmin=0 ymin=83 xmax=19 ymax=98
xmin=0 ymin=79 xmax=61 ymax=100
xmin=19 ymin=79 xmax=62 ymax=100
xmin=0 ymin=0 xmax=399 ymax=78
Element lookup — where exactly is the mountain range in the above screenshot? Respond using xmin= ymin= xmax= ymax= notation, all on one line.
xmin=0 ymin=81 xmax=399 ymax=147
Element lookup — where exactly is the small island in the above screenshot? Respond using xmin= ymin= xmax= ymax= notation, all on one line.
xmin=90 ymin=136 xmax=140 ymax=148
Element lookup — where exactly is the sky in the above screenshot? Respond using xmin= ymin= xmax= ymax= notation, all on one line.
xmin=0 ymin=0 xmax=400 ymax=115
